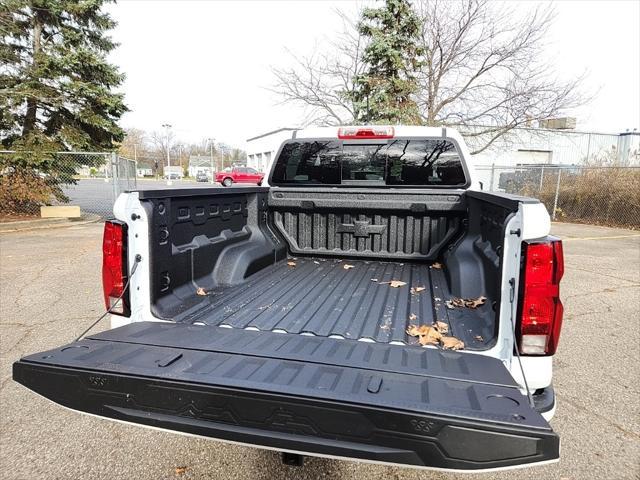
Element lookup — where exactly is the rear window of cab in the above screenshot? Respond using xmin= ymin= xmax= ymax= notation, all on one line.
xmin=270 ymin=138 xmax=467 ymax=187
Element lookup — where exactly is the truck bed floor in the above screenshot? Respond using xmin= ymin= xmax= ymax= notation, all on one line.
xmin=174 ymin=258 xmax=495 ymax=349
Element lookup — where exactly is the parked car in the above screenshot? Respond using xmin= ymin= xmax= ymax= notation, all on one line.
xmin=195 ymin=171 xmax=209 ymax=182
xmin=215 ymin=166 xmax=264 ymax=186
xmin=14 ymin=126 xmax=563 ymax=472
xmin=163 ymin=172 xmax=181 ymax=181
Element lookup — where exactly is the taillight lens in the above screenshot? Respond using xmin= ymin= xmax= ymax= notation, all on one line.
xmin=102 ymin=220 xmax=130 ymax=316
xmin=517 ymin=238 xmax=564 ymax=355
xmin=337 ymin=126 xmax=394 ymax=139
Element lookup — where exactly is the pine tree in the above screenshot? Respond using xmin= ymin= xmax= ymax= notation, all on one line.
xmin=0 ymin=0 xmax=127 ymax=213
xmin=350 ymin=0 xmax=424 ymax=124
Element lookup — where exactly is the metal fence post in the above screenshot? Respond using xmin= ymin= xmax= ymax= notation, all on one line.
xmin=552 ymin=168 xmax=562 ymax=221
xmin=111 ymin=152 xmax=119 ymax=201
xmin=489 ymin=163 xmax=495 ymax=191
xmin=539 ymin=165 xmax=545 ymax=192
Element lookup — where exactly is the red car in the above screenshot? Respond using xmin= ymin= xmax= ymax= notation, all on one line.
xmin=216 ymin=166 xmax=264 ymax=187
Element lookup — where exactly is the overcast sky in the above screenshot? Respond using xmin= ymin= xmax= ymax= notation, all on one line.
xmin=106 ymin=0 xmax=640 ymax=148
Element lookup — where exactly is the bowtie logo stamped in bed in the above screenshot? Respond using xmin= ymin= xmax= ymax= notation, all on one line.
xmin=337 ymin=220 xmax=386 ymax=238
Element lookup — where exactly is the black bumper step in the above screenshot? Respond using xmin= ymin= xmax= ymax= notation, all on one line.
xmin=13 ymin=322 xmax=559 ymax=471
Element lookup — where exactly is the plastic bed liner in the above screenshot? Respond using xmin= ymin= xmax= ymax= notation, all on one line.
xmin=169 ymin=257 xmax=496 ymax=349
xmin=13 ymin=322 xmax=559 ymax=471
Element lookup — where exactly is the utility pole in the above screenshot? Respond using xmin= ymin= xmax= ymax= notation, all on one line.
xmin=219 ymin=144 xmax=224 ymax=172
xmin=208 ymin=138 xmax=215 ymax=184
xmin=162 ymin=123 xmax=172 ymax=185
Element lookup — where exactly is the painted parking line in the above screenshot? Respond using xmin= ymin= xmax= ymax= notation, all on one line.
xmin=562 ymin=234 xmax=640 ymax=242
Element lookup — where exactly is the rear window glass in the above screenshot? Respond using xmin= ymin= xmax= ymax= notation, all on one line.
xmin=270 ymin=139 xmax=466 ymax=186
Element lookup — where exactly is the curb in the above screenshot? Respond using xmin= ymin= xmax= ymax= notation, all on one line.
xmin=0 ymin=213 xmax=102 ymax=234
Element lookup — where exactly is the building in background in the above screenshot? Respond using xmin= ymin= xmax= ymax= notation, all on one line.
xmin=245 ymin=128 xmax=298 ymax=173
xmin=188 ymin=155 xmax=215 ymax=178
xmin=468 ymin=127 xmax=639 ymax=167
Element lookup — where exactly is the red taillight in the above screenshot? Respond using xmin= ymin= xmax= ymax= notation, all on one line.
xmin=337 ymin=126 xmax=394 ymax=139
xmin=102 ymin=221 xmax=130 ymax=316
xmin=517 ymin=238 xmax=564 ymax=355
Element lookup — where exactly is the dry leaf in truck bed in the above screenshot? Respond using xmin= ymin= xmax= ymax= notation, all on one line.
xmin=440 ymin=336 xmax=465 ymax=350
xmin=445 ymin=297 xmax=466 ymax=309
xmin=371 ymin=278 xmax=378 ymax=282
xmin=474 ymin=335 xmax=484 ymax=341
xmin=445 ymin=296 xmax=486 ymax=309
xmin=465 ymin=296 xmax=487 ymax=309
xmin=410 ymin=286 xmax=426 ymax=294
xmin=406 ymin=324 xmax=442 ymax=346
xmin=196 ymin=287 xmax=208 ymax=296
xmin=343 ymin=264 xmax=355 ymax=270
xmin=287 ymin=261 xmax=296 ymax=267
xmin=419 ymin=331 xmax=441 ymax=346
xmin=175 ymin=466 xmax=188 ymax=475
xmin=409 ymin=313 xmax=417 ymax=321
xmin=433 ymin=321 xmax=449 ymax=334
xmin=313 ymin=261 xmax=320 ymax=265
xmin=431 ymin=262 xmax=442 ymax=269
xmin=406 ymin=324 xmax=420 ymax=336
xmin=380 ymin=280 xmax=407 ymax=288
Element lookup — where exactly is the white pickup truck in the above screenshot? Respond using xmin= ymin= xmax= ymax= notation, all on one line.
xmin=14 ymin=126 xmax=563 ymax=472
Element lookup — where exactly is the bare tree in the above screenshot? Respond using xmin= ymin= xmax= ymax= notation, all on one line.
xmin=414 ymin=0 xmax=587 ymax=153
xmin=269 ymin=1 xmax=588 ymax=153
xmin=149 ymin=129 xmax=175 ymax=160
xmin=118 ymin=128 xmax=147 ymax=158
xmin=269 ymin=11 xmax=367 ymax=126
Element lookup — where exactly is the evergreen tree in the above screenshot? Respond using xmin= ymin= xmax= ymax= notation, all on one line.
xmin=0 ymin=0 xmax=127 ymax=213
xmin=350 ymin=0 xmax=423 ymax=124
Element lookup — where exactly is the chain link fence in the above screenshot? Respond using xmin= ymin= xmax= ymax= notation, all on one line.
xmin=2 ymin=149 xmax=639 ymax=229
xmin=0 ymin=151 xmax=136 ymax=219
xmin=476 ymin=165 xmax=640 ymax=228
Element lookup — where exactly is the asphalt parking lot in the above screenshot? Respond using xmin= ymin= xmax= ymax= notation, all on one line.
xmin=1 ymin=221 xmax=638 ymax=480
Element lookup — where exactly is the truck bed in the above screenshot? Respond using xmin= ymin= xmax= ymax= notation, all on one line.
xmin=170 ymin=257 xmax=496 ymax=350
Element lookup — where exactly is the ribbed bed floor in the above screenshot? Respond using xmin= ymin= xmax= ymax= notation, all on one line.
xmin=177 ymin=258 xmax=495 ymax=349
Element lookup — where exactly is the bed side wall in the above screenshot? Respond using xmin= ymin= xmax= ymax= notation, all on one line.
xmin=142 ymin=188 xmax=287 ymax=320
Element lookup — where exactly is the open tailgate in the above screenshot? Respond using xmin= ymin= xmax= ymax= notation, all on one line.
xmin=13 ymin=322 xmax=559 ymax=471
